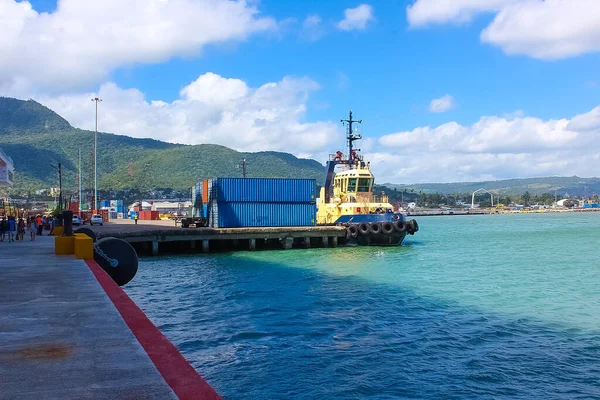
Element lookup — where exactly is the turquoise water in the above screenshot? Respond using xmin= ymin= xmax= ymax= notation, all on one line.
xmin=125 ymin=213 xmax=600 ymax=399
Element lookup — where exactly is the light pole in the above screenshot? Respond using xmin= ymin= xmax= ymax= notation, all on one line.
xmin=91 ymin=97 xmax=102 ymax=211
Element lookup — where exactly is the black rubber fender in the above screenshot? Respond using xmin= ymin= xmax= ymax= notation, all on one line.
xmin=394 ymin=220 xmax=407 ymax=232
xmin=74 ymin=227 xmax=97 ymax=242
xmin=381 ymin=222 xmax=395 ymax=234
xmin=94 ymin=237 xmax=138 ymax=286
xmin=369 ymin=222 xmax=382 ymax=235
xmin=358 ymin=223 xmax=370 ymax=235
xmin=347 ymin=224 xmax=359 ymax=239
xmin=408 ymin=219 xmax=419 ymax=233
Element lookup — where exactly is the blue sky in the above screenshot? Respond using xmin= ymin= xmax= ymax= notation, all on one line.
xmin=3 ymin=0 xmax=600 ymax=183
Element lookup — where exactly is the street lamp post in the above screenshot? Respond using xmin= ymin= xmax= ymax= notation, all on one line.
xmin=91 ymin=97 xmax=102 ymax=211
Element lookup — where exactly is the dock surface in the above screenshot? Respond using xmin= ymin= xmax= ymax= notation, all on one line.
xmin=0 ymin=237 xmax=201 ymax=399
xmin=88 ymin=220 xmax=347 ymax=255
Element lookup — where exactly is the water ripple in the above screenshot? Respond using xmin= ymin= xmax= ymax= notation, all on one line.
xmin=125 ymin=213 xmax=600 ymax=399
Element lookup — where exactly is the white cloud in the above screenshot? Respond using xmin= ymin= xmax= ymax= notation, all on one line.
xmin=36 ymin=73 xmax=343 ymax=157
xmin=407 ymin=0 xmax=518 ymax=27
xmin=336 ymin=4 xmax=374 ymax=31
xmin=372 ymin=106 xmax=600 ymax=183
xmin=429 ymin=94 xmax=455 ymax=113
xmin=0 ymin=0 xmax=276 ymax=94
xmin=301 ymin=14 xmax=325 ymax=41
xmin=407 ymin=0 xmax=600 ymax=60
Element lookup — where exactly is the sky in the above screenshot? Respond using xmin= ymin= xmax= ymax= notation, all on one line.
xmin=1 ymin=0 xmax=599 ymax=184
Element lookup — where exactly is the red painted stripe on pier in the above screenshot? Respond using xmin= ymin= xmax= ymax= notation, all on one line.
xmin=85 ymin=259 xmax=221 ymax=400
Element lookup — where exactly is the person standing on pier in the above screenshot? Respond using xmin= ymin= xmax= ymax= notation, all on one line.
xmin=7 ymin=216 xmax=16 ymax=242
xmin=17 ymin=218 xmax=25 ymax=241
xmin=0 ymin=217 xmax=6 ymax=242
xmin=28 ymin=217 xmax=37 ymax=241
xmin=134 ymin=214 xmax=138 ymax=225
xmin=36 ymin=215 xmax=43 ymax=236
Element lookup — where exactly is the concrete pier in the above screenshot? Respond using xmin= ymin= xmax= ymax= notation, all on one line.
xmin=90 ymin=221 xmax=347 ymax=256
xmin=0 ymin=236 xmax=220 ymax=399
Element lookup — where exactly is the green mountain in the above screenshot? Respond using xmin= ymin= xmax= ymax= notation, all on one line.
xmin=2 ymin=97 xmax=598 ymax=198
xmin=386 ymin=176 xmax=600 ymax=197
xmin=0 ymin=97 xmax=325 ymax=193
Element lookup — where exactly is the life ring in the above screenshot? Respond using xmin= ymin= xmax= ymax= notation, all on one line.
xmin=394 ymin=220 xmax=407 ymax=232
xmin=408 ymin=219 xmax=419 ymax=233
xmin=347 ymin=224 xmax=359 ymax=239
xmin=381 ymin=222 xmax=394 ymax=234
xmin=358 ymin=223 xmax=370 ymax=235
xmin=392 ymin=214 xmax=400 ymax=221
xmin=369 ymin=222 xmax=382 ymax=234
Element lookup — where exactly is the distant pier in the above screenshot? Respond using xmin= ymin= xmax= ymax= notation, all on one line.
xmin=93 ymin=220 xmax=347 ymax=256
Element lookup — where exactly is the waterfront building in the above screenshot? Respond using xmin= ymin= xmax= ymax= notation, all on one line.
xmin=0 ymin=148 xmax=14 ymax=189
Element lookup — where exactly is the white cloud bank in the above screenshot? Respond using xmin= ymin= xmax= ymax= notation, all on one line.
xmin=429 ymin=94 xmax=455 ymax=113
xmin=336 ymin=4 xmax=374 ymax=31
xmin=372 ymin=105 xmax=600 ymax=183
xmin=0 ymin=0 xmax=275 ymax=94
xmin=38 ymin=73 xmax=343 ymax=156
xmin=407 ymin=0 xmax=600 ymax=59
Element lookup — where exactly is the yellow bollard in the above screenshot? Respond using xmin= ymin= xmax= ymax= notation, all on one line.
xmin=74 ymin=233 xmax=94 ymax=259
xmin=53 ymin=226 xmax=64 ymax=236
xmin=54 ymin=236 xmax=75 ymax=255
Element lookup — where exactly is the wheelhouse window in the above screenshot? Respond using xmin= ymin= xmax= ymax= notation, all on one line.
xmin=357 ymin=178 xmax=372 ymax=192
xmin=347 ymin=178 xmax=357 ymax=192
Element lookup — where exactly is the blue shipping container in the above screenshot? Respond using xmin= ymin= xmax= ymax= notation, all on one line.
xmin=210 ymin=178 xmax=316 ymax=203
xmin=209 ymin=202 xmax=316 ymax=228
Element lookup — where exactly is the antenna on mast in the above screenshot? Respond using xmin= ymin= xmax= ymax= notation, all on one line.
xmin=341 ymin=110 xmax=362 ymax=165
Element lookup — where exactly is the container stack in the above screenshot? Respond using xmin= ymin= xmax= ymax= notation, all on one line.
xmin=205 ymin=178 xmax=317 ymax=228
xmin=139 ymin=210 xmax=160 ymax=220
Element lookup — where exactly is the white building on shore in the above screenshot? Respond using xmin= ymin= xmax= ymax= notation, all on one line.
xmin=0 ymin=148 xmax=14 ymax=189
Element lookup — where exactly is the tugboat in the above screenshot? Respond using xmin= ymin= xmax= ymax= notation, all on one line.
xmin=316 ymin=111 xmax=418 ymax=245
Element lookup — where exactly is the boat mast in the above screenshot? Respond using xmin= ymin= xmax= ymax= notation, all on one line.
xmin=341 ymin=110 xmax=362 ymax=166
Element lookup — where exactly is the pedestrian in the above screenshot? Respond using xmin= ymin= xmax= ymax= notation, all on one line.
xmin=0 ymin=217 xmax=6 ymax=242
xmin=8 ymin=216 xmax=16 ymax=242
xmin=134 ymin=214 xmax=139 ymax=225
xmin=17 ymin=217 xmax=25 ymax=241
xmin=36 ymin=215 xmax=43 ymax=236
xmin=29 ymin=216 xmax=37 ymax=241
xmin=49 ymin=216 xmax=55 ymax=236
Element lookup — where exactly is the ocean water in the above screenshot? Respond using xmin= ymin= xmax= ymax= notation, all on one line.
xmin=125 ymin=213 xmax=600 ymax=399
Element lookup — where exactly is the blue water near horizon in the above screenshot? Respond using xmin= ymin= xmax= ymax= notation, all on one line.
xmin=125 ymin=213 xmax=600 ymax=399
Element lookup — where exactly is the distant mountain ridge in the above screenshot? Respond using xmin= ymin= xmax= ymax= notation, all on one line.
xmin=1 ymin=96 xmax=597 ymax=197
xmin=384 ymin=176 xmax=600 ymax=197
xmin=0 ymin=97 xmax=325 ymax=192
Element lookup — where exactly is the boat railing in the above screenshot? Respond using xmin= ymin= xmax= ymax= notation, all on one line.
xmin=370 ymin=195 xmax=389 ymax=203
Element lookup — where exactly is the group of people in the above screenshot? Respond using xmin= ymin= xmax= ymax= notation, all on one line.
xmin=0 ymin=215 xmax=56 ymax=242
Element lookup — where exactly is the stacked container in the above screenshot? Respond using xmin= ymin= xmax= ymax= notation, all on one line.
xmin=206 ymin=178 xmax=316 ymax=228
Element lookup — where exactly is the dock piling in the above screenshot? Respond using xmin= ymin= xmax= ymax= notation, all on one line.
xmin=202 ymin=240 xmax=210 ymax=253
xmin=152 ymin=240 xmax=159 ymax=256
xmin=249 ymin=238 xmax=256 ymax=251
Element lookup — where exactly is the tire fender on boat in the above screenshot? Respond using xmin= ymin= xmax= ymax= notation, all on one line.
xmin=347 ymin=224 xmax=359 ymax=239
xmin=358 ymin=223 xmax=370 ymax=235
xmin=369 ymin=222 xmax=382 ymax=235
xmin=381 ymin=222 xmax=395 ymax=234
xmin=394 ymin=220 xmax=407 ymax=232
xmin=407 ymin=219 xmax=419 ymax=234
